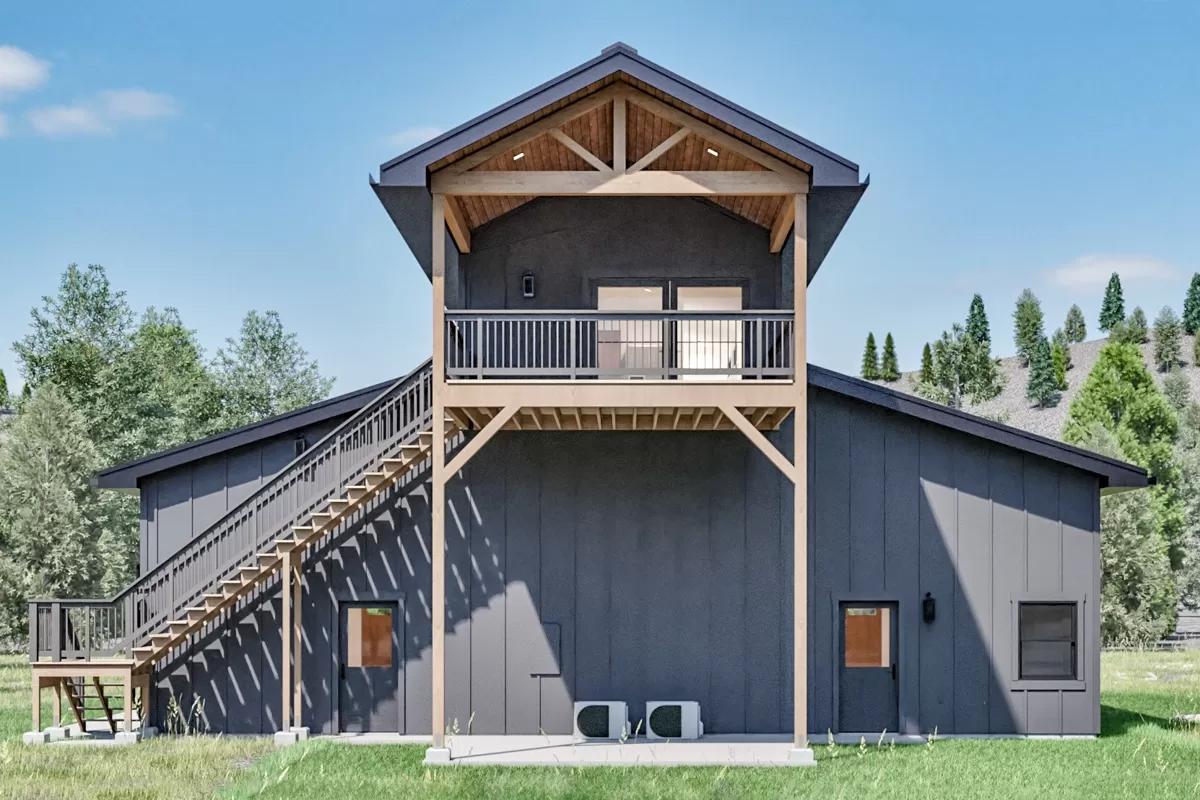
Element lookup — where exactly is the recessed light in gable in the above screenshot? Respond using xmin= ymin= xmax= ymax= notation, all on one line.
xmin=513 ymin=152 xmax=526 ymax=161
xmin=705 ymin=148 xmax=719 ymax=157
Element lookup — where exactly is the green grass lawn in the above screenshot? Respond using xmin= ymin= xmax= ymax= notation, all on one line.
xmin=1 ymin=650 xmax=1198 ymax=799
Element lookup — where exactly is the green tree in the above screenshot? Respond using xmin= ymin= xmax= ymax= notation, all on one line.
xmin=860 ymin=332 xmax=880 ymax=381
xmin=213 ymin=310 xmax=335 ymax=429
xmin=12 ymin=264 xmax=134 ymax=442
xmin=966 ymin=294 xmax=990 ymax=344
xmin=1173 ymin=405 xmax=1200 ymax=607
xmin=915 ymin=324 xmax=1002 ymax=408
xmin=880 ymin=333 xmax=900 ymax=382
xmin=0 ymin=368 xmax=7 ymax=407
xmin=1013 ymin=289 xmax=1045 ymax=367
xmin=1027 ymin=336 xmax=1060 ymax=408
xmin=0 ymin=385 xmax=109 ymax=636
xmin=1099 ymin=272 xmax=1125 ymax=332
xmin=1126 ymin=307 xmax=1149 ymax=344
xmin=1152 ymin=306 xmax=1182 ymax=372
xmin=1183 ymin=273 xmax=1200 ymax=335
xmin=1050 ymin=334 xmax=1070 ymax=392
xmin=1064 ymin=304 xmax=1087 ymax=343
xmin=919 ymin=343 xmax=934 ymax=384
xmin=1162 ymin=369 xmax=1191 ymax=412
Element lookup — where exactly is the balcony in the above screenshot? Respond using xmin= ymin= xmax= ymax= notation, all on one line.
xmin=444 ymin=310 xmax=795 ymax=381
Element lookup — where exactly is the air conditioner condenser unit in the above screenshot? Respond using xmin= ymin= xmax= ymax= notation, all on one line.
xmin=573 ymin=701 xmax=628 ymax=740
xmin=646 ymin=701 xmax=703 ymax=739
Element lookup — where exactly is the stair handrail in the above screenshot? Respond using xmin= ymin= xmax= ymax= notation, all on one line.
xmin=30 ymin=358 xmax=434 ymax=661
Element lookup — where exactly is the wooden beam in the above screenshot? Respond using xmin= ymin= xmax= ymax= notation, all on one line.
xmin=443 ymin=196 xmax=471 ymax=253
xmin=710 ymin=407 xmax=796 ymax=482
xmin=613 ymin=96 xmax=626 ymax=173
xmin=31 ymin=674 xmax=40 ymax=733
xmin=793 ymin=192 xmax=809 ymax=751
xmin=444 ymin=405 xmax=520 ymax=478
xmin=430 ymin=194 xmax=447 ymax=752
xmin=52 ymin=679 xmax=61 ymax=727
xmin=281 ymin=549 xmax=292 ymax=731
xmin=769 ymin=194 xmax=795 ymax=254
xmin=122 ymin=671 xmax=133 ymax=734
xmin=621 ymin=88 xmax=811 ymax=181
xmin=548 ymin=129 xmax=611 ymax=172
xmin=627 ymin=126 xmax=690 ymax=173
xmin=292 ymin=554 xmax=302 ymax=728
xmin=444 ymin=87 xmax=621 ymax=175
xmin=431 ymin=169 xmax=808 ymax=196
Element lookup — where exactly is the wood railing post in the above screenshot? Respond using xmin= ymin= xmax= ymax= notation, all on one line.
xmin=28 ymin=604 xmax=38 ymax=661
xmin=50 ymin=602 xmax=61 ymax=662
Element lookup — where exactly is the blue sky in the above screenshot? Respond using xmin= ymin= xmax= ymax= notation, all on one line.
xmin=2 ymin=1 xmax=1198 ymax=394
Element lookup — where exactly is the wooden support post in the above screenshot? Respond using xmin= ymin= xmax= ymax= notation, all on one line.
xmin=292 ymin=554 xmax=302 ymax=728
xmin=52 ymin=678 xmax=61 ymax=728
xmin=431 ymin=193 xmax=448 ymax=751
xmin=31 ymin=674 xmax=41 ymax=732
xmin=123 ymin=670 xmax=133 ymax=733
xmin=136 ymin=673 xmax=151 ymax=726
xmin=613 ymin=96 xmax=626 ymax=174
xmin=793 ymin=193 xmax=809 ymax=751
xmin=281 ymin=549 xmax=293 ymax=730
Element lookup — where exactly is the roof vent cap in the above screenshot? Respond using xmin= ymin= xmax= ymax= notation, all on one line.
xmin=601 ymin=42 xmax=637 ymax=56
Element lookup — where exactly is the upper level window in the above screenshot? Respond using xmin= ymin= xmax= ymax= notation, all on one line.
xmin=1018 ymin=602 xmax=1077 ymax=680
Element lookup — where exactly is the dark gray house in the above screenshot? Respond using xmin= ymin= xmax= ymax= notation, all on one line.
xmin=27 ymin=44 xmax=1146 ymax=762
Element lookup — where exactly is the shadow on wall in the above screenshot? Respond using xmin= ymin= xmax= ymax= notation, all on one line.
xmin=156 ymin=392 xmax=1103 ymax=737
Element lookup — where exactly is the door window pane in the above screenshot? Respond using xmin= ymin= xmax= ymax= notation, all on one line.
xmin=1018 ymin=603 xmax=1076 ymax=680
xmin=844 ymin=607 xmax=891 ymax=668
xmin=596 ymin=286 xmax=665 ymax=374
xmin=676 ymin=286 xmax=743 ymax=380
xmin=347 ymin=607 xmax=392 ymax=668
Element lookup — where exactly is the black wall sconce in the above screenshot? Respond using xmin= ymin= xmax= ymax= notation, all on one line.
xmin=922 ymin=592 xmax=936 ymax=623
xmin=521 ymin=272 xmax=536 ymax=299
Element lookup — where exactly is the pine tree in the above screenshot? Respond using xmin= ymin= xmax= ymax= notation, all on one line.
xmin=1064 ymin=304 xmax=1087 ymax=343
xmin=1184 ymin=273 xmax=1200 ymax=335
xmin=966 ymin=294 xmax=990 ymax=344
xmin=1052 ymin=328 xmax=1073 ymax=372
xmin=1027 ymin=336 xmax=1060 ymax=408
xmin=1153 ymin=306 xmax=1182 ymax=372
xmin=1127 ymin=307 xmax=1149 ymax=344
xmin=1013 ymin=289 xmax=1045 ymax=367
xmin=0 ymin=368 xmax=7 ymax=406
xmin=1162 ymin=368 xmax=1190 ymax=412
xmin=1099 ymin=272 xmax=1125 ymax=332
xmin=880 ymin=333 xmax=900 ymax=381
xmin=860 ymin=332 xmax=880 ymax=380
xmin=919 ymin=343 xmax=934 ymax=384
xmin=1051 ymin=336 xmax=1069 ymax=392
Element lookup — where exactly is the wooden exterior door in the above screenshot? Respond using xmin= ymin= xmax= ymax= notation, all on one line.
xmin=838 ymin=602 xmax=899 ymax=733
xmin=339 ymin=603 xmax=401 ymax=732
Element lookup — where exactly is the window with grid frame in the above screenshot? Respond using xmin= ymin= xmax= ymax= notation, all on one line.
xmin=1018 ymin=602 xmax=1078 ymax=680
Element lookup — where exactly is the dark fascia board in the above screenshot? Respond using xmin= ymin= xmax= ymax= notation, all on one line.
xmin=379 ymin=43 xmax=861 ymax=188
xmin=93 ymin=378 xmax=396 ymax=490
xmin=808 ymin=365 xmax=1149 ymax=490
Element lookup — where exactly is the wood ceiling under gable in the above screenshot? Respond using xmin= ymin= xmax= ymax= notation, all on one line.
xmin=439 ymin=78 xmax=810 ymax=239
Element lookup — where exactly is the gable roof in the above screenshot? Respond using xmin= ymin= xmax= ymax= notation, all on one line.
xmin=372 ymin=43 xmax=868 ymax=284
xmin=95 ymin=360 xmax=1148 ymax=492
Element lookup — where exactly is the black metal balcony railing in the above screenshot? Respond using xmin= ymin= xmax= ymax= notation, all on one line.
xmin=445 ymin=310 xmax=795 ymax=380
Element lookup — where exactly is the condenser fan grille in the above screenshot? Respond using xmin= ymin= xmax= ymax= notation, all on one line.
xmin=649 ymin=704 xmax=683 ymax=738
xmin=576 ymin=705 xmax=611 ymax=738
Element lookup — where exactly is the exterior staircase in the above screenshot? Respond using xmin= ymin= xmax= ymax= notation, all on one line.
xmin=29 ymin=360 xmax=447 ymax=683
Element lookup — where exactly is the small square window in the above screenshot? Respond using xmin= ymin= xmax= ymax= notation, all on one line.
xmin=1018 ymin=602 xmax=1077 ymax=680
xmin=346 ymin=606 xmax=392 ymax=668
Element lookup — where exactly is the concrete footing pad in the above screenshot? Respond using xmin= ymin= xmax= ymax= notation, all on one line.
xmin=274 ymin=730 xmax=300 ymax=747
xmin=290 ymin=726 xmax=310 ymax=741
xmin=45 ymin=726 xmax=72 ymax=741
xmin=114 ymin=731 xmax=140 ymax=746
xmin=424 ymin=747 xmax=453 ymax=765
xmin=22 ymin=731 xmax=49 ymax=745
xmin=787 ymin=748 xmax=816 ymax=766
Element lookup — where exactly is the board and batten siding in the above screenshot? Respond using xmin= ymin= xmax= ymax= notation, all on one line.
xmin=146 ymin=386 xmax=1101 ymax=736
xmin=137 ymin=420 xmax=343 ymax=573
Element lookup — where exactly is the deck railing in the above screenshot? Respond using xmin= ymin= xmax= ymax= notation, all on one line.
xmin=29 ymin=359 xmax=434 ymax=663
xmin=445 ymin=310 xmax=795 ymax=380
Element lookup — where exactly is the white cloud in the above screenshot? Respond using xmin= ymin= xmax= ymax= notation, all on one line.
xmin=25 ymin=87 xmax=178 ymax=137
xmin=1046 ymin=254 xmax=1179 ymax=290
xmin=0 ymin=45 xmax=50 ymax=98
xmin=388 ymin=125 xmax=442 ymax=149
xmin=98 ymin=88 xmax=178 ymax=120
xmin=27 ymin=104 xmax=108 ymax=136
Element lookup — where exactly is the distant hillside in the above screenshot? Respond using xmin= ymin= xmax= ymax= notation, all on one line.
xmin=883 ymin=333 xmax=1200 ymax=442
